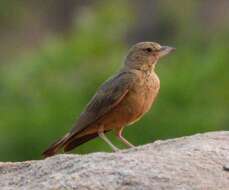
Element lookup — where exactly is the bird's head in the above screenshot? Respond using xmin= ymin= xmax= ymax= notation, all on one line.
xmin=124 ymin=42 xmax=175 ymax=71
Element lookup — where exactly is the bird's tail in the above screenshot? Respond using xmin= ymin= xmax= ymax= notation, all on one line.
xmin=42 ymin=133 xmax=70 ymax=158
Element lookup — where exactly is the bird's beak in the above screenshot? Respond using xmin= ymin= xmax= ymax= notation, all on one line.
xmin=158 ymin=46 xmax=175 ymax=58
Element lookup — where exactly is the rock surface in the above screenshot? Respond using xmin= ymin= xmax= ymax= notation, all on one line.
xmin=0 ymin=131 xmax=229 ymax=190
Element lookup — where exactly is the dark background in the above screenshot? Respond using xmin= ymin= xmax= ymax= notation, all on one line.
xmin=0 ymin=0 xmax=229 ymax=161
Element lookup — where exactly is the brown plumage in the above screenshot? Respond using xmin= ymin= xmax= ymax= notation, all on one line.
xmin=42 ymin=42 xmax=175 ymax=157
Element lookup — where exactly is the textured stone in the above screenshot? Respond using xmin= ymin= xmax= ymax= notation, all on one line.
xmin=0 ymin=131 xmax=229 ymax=190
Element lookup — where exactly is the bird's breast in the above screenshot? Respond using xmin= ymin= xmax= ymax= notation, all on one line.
xmin=143 ymin=72 xmax=160 ymax=112
xmin=99 ymin=72 xmax=160 ymax=129
xmin=122 ymin=72 xmax=160 ymax=125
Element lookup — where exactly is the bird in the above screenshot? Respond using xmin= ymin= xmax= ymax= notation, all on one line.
xmin=42 ymin=42 xmax=175 ymax=157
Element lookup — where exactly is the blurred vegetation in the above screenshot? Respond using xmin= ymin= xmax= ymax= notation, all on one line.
xmin=0 ymin=1 xmax=229 ymax=161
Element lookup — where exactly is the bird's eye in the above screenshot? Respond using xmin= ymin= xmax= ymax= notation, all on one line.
xmin=144 ymin=48 xmax=152 ymax=53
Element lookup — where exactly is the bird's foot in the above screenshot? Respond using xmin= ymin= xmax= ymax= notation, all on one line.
xmin=111 ymin=146 xmax=120 ymax=152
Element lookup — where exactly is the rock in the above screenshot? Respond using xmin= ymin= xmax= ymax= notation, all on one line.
xmin=0 ymin=131 xmax=229 ymax=190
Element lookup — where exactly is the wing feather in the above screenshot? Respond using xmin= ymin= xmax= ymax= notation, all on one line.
xmin=42 ymin=71 xmax=136 ymax=157
xmin=69 ymin=71 xmax=135 ymax=135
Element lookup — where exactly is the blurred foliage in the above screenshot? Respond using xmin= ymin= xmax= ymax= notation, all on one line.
xmin=0 ymin=1 xmax=229 ymax=161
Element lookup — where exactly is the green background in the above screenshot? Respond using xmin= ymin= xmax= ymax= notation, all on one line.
xmin=0 ymin=1 xmax=228 ymax=161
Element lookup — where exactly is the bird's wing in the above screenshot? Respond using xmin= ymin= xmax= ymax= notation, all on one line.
xmin=42 ymin=71 xmax=136 ymax=157
xmin=69 ymin=71 xmax=135 ymax=136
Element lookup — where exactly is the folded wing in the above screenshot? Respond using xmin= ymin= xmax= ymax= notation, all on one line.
xmin=42 ymin=71 xmax=135 ymax=157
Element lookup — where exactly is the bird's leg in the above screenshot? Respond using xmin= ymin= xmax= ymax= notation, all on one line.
xmin=98 ymin=126 xmax=119 ymax=152
xmin=115 ymin=127 xmax=135 ymax=148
